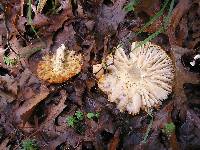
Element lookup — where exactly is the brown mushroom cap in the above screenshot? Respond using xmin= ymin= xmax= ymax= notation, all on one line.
xmin=37 ymin=44 xmax=82 ymax=83
xmin=93 ymin=42 xmax=174 ymax=115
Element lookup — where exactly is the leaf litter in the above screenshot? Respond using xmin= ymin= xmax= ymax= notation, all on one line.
xmin=0 ymin=0 xmax=200 ymax=149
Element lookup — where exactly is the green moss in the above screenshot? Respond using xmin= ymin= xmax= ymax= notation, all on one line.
xmin=21 ymin=139 xmax=39 ymax=150
xmin=123 ymin=0 xmax=140 ymax=12
xmin=162 ymin=122 xmax=175 ymax=136
xmin=3 ymin=56 xmax=18 ymax=66
xmin=66 ymin=116 xmax=77 ymax=127
xmin=75 ymin=111 xmax=84 ymax=121
xmin=86 ymin=112 xmax=100 ymax=120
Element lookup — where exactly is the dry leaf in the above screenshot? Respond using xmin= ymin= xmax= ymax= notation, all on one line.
xmin=15 ymin=85 xmax=49 ymax=125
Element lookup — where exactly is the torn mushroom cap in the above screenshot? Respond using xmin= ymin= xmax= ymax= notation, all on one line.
xmin=37 ymin=44 xmax=82 ymax=83
xmin=93 ymin=42 xmax=174 ymax=115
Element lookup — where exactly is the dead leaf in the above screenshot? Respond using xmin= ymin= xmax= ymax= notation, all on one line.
xmin=0 ymin=91 xmax=16 ymax=103
xmin=152 ymin=102 xmax=173 ymax=130
xmin=135 ymin=0 xmax=161 ymax=16
xmin=167 ymin=0 xmax=191 ymax=46
xmin=176 ymin=17 xmax=188 ymax=46
xmin=18 ymin=68 xmax=31 ymax=88
xmin=172 ymin=46 xmax=199 ymax=108
xmin=0 ymin=74 xmax=17 ymax=102
xmin=82 ymin=39 xmax=95 ymax=71
xmin=50 ymin=24 xmax=76 ymax=52
xmin=32 ymin=13 xmax=49 ymax=29
xmin=47 ymin=131 xmax=82 ymax=150
xmin=15 ymin=85 xmax=49 ymax=125
xmin=96 ymin=0 xmax=127 ymax=34
xmin=41 ymin=2 xmax=73 ymax=37
xmin=0 ymin=138 xmax=9 ymax=149
xmin=144 ymin=17 xmax=163 ymax=33
xmin=108 ymin=129 xmax=120 ymax=150
xmin=40 ymin=90 xmax=67 ymax=129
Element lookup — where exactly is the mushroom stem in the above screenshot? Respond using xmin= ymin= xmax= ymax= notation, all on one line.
xmin=52 ymin=44 xmax=65 ymax=74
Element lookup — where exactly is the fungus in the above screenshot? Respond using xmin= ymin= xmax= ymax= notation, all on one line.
xmin=93 ymin=42 xmax=174 ymax=115
xmin=37 ymin=44 xmax=82 ymax=83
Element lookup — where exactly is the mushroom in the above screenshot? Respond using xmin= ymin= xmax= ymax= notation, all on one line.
xmin=93 ymin=42 xmax=174 ymax=115
xmin=37 ymin=44 xmax=82 ymax=83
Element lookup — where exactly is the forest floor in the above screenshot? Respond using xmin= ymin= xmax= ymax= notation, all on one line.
xmin=0 ymin=0 xmax=200 ymax=149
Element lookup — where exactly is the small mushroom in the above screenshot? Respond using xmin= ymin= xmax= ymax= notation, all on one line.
xmin=93 ymin=42 xmax=174 ymax=115
xmin=37 ymin=44 xmax=82 ymax=83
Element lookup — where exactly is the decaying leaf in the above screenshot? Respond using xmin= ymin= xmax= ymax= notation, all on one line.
xmin=167 ymin=0 xmax=191 ymax=46
xmin=40 ymin=90 xmax=67 ymax=129
xmin=172 ymin=46 xmax=199 ymax=110
xmin=134 ymin=0 xmax=161 ymax=16
xmin=96 ymin=0 xmax=127 ymax=34
xmin=108 ymin=129 xmax=120 ymax=150
xmin=15 ymin=85 xmax=49 ymax=125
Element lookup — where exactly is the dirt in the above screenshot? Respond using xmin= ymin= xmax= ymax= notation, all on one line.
xmin=0 ymin=0 xmax=200 ymax=149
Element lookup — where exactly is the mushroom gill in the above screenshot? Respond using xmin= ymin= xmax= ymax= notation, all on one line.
xmin=93 ymin=42 xmax=174 ymax=115
xmin=37 ymin=44 xmax=82 ymax=83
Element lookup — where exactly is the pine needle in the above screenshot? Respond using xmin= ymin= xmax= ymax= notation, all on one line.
xmin=123 ymin=0 xmax=140 ymax=12
xmin=136 ymin=0 xmax=170 ymax=35
xmin=134 ymin=28 xmax=164 ymax=49
xmin=163 ymin=0 xmax=175 ymax=30
xmin=132 ymin=0 xmax=175 ymax=50
xmin=27 ymin=0 xmax=42 ymax=40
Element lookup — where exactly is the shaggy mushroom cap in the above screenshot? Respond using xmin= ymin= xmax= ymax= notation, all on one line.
xmin=93 ymin=42 xmax=174 ymax=115
xmin=37 ymin=44 xmax=82 ymax=83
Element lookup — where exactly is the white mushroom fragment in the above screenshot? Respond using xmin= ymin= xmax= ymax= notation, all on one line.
xmin=190 ymin=54 xmax=200 ymax=66
xmin=93 ymin=42 xmax=174 ymax=115
xmin=37 ymin=44 xmax=82 ymax=83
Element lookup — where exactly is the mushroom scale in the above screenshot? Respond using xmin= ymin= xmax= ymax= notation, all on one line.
xmin=37 ymin=44 xmax=82 ymax=83
xmin=93 ymin=42 xmax=174 ymax=115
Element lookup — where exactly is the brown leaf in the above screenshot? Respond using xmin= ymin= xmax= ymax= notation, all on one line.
xmin=171 ymin=46 xmax=199 ymax=122
xmin=32 ymin=13 xmax=49 ymax=28
xmin=176 ymin=17 xmax=188 ymax=46
xmin=40 ymin=90 xmax=67 ymax=129
xmin=188 ymin=37 xmax=200 ymax=49
xmin=50 ymin=24 xmax=76 ymax=52
xmin=108 ymin=129 xmax=120 ymax=150
xmin=47 ymin=131 xmax=82 ymax=150
xmin=144 ymin=17 xmax=163 ymax=33
xmin=152 ymin=102 xmax=173 ymax=130
xmin=41 ymin=2 xmax=73 ymax=37
xmin=20 ymin=0 xmax=24 ymax=16
xmin=86 ymin=77 xmax=96 ymax=91
xmin=0 ymin=74 xmax=17 ymax=102
xmin=18 ymin=69 xmax=32 ymax=88
xmin=0 ymin=90 xmax=16 ymax=103
xmin=82 ymin=39 xmax=95 ymax=71
xmin=187 ymin=109 xmax=200 ymax=129
xmin=167 ymin=0 xmax=191 ymax=46
xmin=135 ymin=0 xmax=161 ymax=16
xmin=15 ymin=85 xmax=49 ymax=125
xmin=0 ymin=138 xmax=9 ymax=149
xmin=172 ymin=46 xmax=199 ymax=106
xmin=96 ymin=0 xmax=127 ymax=34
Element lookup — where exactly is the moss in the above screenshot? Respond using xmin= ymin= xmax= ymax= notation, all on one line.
xmin=162 ymin=122 xmax=175 ymax=136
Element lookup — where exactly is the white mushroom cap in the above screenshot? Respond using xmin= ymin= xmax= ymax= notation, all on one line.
xmin=94 ymin=42 xmax=174 ymax=115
